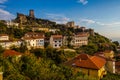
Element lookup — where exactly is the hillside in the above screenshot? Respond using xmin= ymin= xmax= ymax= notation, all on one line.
xmin=78 ymin=32 xmax=117 ymax=55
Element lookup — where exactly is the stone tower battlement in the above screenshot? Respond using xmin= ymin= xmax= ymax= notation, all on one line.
xmin=29 ymin=9 xmax=35 ymax=18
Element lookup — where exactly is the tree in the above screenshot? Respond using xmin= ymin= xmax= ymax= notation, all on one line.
xmin=80 ymin=44 xmax=98 ymax=55
xmin=30 ymin=48 xmax=46 ymax=57
xmin=19 ymin=42 xmax=28 ymax=53
xmin=113 ymin=41 xmax=119 ymax=46
xmin=0 ymin=45 xmax=4 ymax=54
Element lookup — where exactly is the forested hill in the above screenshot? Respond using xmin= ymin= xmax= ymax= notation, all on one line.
xmin=79 ymin=32 xmax=117 ymax=55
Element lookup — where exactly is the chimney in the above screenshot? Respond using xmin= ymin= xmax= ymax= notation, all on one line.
xmin=0 ymin=72 xmax=3 ymax=80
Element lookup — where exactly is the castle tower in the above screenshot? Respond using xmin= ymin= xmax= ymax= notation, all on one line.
xmin=29 ymin=10 xmax=35 ymax=18
xmin=66 ymin=21 xmax=75 ymax=28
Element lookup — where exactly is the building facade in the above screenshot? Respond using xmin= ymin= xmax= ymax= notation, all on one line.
xmin=50 ymin=35 xmax=63 ymax=48
xmin=22 ymin=32 xmax=44 ymax=49
xmin=95 ymin=50 xmax=115 ymax=73
xmin=65 ymin=54 xmax=106 ymax=79
xmin=0 ymin=34 xmax=9 ymax=41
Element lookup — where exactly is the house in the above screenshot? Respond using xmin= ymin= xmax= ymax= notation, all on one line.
xmin=95 ymin=50 xmax=115 ymax=73
xmin=70 ymin=32 xmax=89 ymax=47
xmin=65 ymin=53 xmax=106 ymax=79
xmin=0 ymin=34 xmax=9 ymax=41
xmin=32 ymin=27 xmax=49 ymax=32
xmin=49 ymin=29 xmax=60 ymax=33
xmin=50 ymin=35 xmax=63 ymax=48
xmin=0 ymin=40 xmax=22 ymax=49
xmin=0 ymin=34 xmax=22 ymax=49
xmin=115 ymin=61 xmax=120 ymax=74
xmin=22 ymin=32 xmax=44 ymax=49
xmin=104 ymin=50 xmax=114 ymax=59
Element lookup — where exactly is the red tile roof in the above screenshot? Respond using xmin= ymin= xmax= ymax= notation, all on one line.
xmin=51 ymin=35 xmax=62 ymax=39
xmin=74 ymin=54 xmax=106 ymax=70
xmin=76 ymin=53 xmax=90 ymax=60
xmin=0 ymin=34 xmax=8 ymax=36
xmin=23 ymin=32 xmax=44 ymax=40
xmin=3 ymin=50 xmax=21 ymax=57
xmin=75 ymin=32 xmax=89 ymax=37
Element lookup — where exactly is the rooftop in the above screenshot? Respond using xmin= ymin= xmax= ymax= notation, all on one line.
xmin=23 ymin=32 xmax=44 ymax=40
xmin=3 ymin=50 xmax=21 ymax=57
xmin=75 ymin=32 xmax=89 ymax=37
xmin=66 ymin=53 xmax=106 ymax=70
xmin=51 ymin=35 xmax=63 ymax=39
xmin=0 ymin=34 xmax=8 ymax=36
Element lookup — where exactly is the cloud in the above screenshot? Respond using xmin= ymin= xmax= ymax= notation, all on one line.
xmin=0 ymin=9 xmax=15 ymax=20
xmin=0 ymin=0 xmax=15 ymax=20
xmin=77 ymin=0 xmax=88 ymax=5
xmin=46 ymin=13 xmax=70 ymax=24
xmin=80 ymin=19 xmax=95 ymax=24
xmin=0 ymin=0 xmax=7 ymax=3
xmin=79 ymin=18 xmax=120 ymax=27
xmin=96 ymin=22 xmax=120 ymax=27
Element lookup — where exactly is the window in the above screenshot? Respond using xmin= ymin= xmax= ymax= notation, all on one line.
xmin=55 ymin=44 xmax=57 ymax=47
xmin=59 ymin=44 xmax=61 ymax=46
xmin=55 ymin=41 xmax=57 ymax=43
xmin=40 ymin=40 xmax=43 ymax=42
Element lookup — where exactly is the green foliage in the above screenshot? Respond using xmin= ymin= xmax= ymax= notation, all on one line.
xmin=113 ymin=41 xmax=119 ymax=46
xmin=10 ymin=42 xmax=28 ymax=53
xmin=79 ymin=33 xmax=117 ymax=55
xmin=0 ymin=20 xmax=7 ymax=34
xmin=30 ymin=48 xmax=46 ymax=57
xmin=80 ymin=44 xmax=98 ymax=55
xmin=64 ymin=50 xmax=77 ymax=59
xmin=0 ymin=45 xmax=4 ymax=54
xmin=102 ymin=73 xmax=120 ymax=80
xmin=6 ymin=28 xmax=30 ymax=39
xmin=19 ymin=42 xmax=28 ymax=53
xmin=1 ymin=53 xmax=83 ymax=80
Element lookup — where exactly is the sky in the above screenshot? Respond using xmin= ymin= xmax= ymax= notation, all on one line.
xmin=0 ymin=0 xmax=120 ymax=42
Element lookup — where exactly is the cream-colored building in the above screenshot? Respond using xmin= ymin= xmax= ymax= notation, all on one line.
xmin=50 ymin=35 xmax=63 ymax=48
xmin=66 ymin=21 xmax=75 ymax=28
xmin=0 ymin=34 xmax=9 ymax=41
xmin=95 ymin=50 xmax=115 ymax=73
xmin=49 ymin=29 xmax=60 ymax=33
xmin=63 ymin=32 xmax=89 ymax=47
xmin=22 ymin=32 xmax=44 ymax=49
xmin=0 ymin=34 xmax=22 ymax=49
xmin=65 ymin=54 xmax=107 ymax=79
xmin=0 ymin=40 xmax=23 ymax=49
xmin=32 ymin=27 xmax=49 ymax=32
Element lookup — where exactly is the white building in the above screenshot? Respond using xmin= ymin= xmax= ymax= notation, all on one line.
xmin=63 ymin=32 xmax=89 ymax=47
xmin=0 ymin=34 xmax=23 ymax=49
xmin=71 ymin=32 xmax=89 ymax=47
xmin=0 ymin=34 xmax=9 ymax=41
xmin=49 ymin=29 xmax=60 ymax=33
xmin=0 ymin=40 xmax=23 ymax=49
xmin=50 ymin=35 xmax=63 ymax=48
xmin=22 ymin=32 xmax=44 ymax=49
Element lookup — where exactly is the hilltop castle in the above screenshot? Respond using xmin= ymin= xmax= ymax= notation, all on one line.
xmin=16 ymin=9 xmax=35 ymax=24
